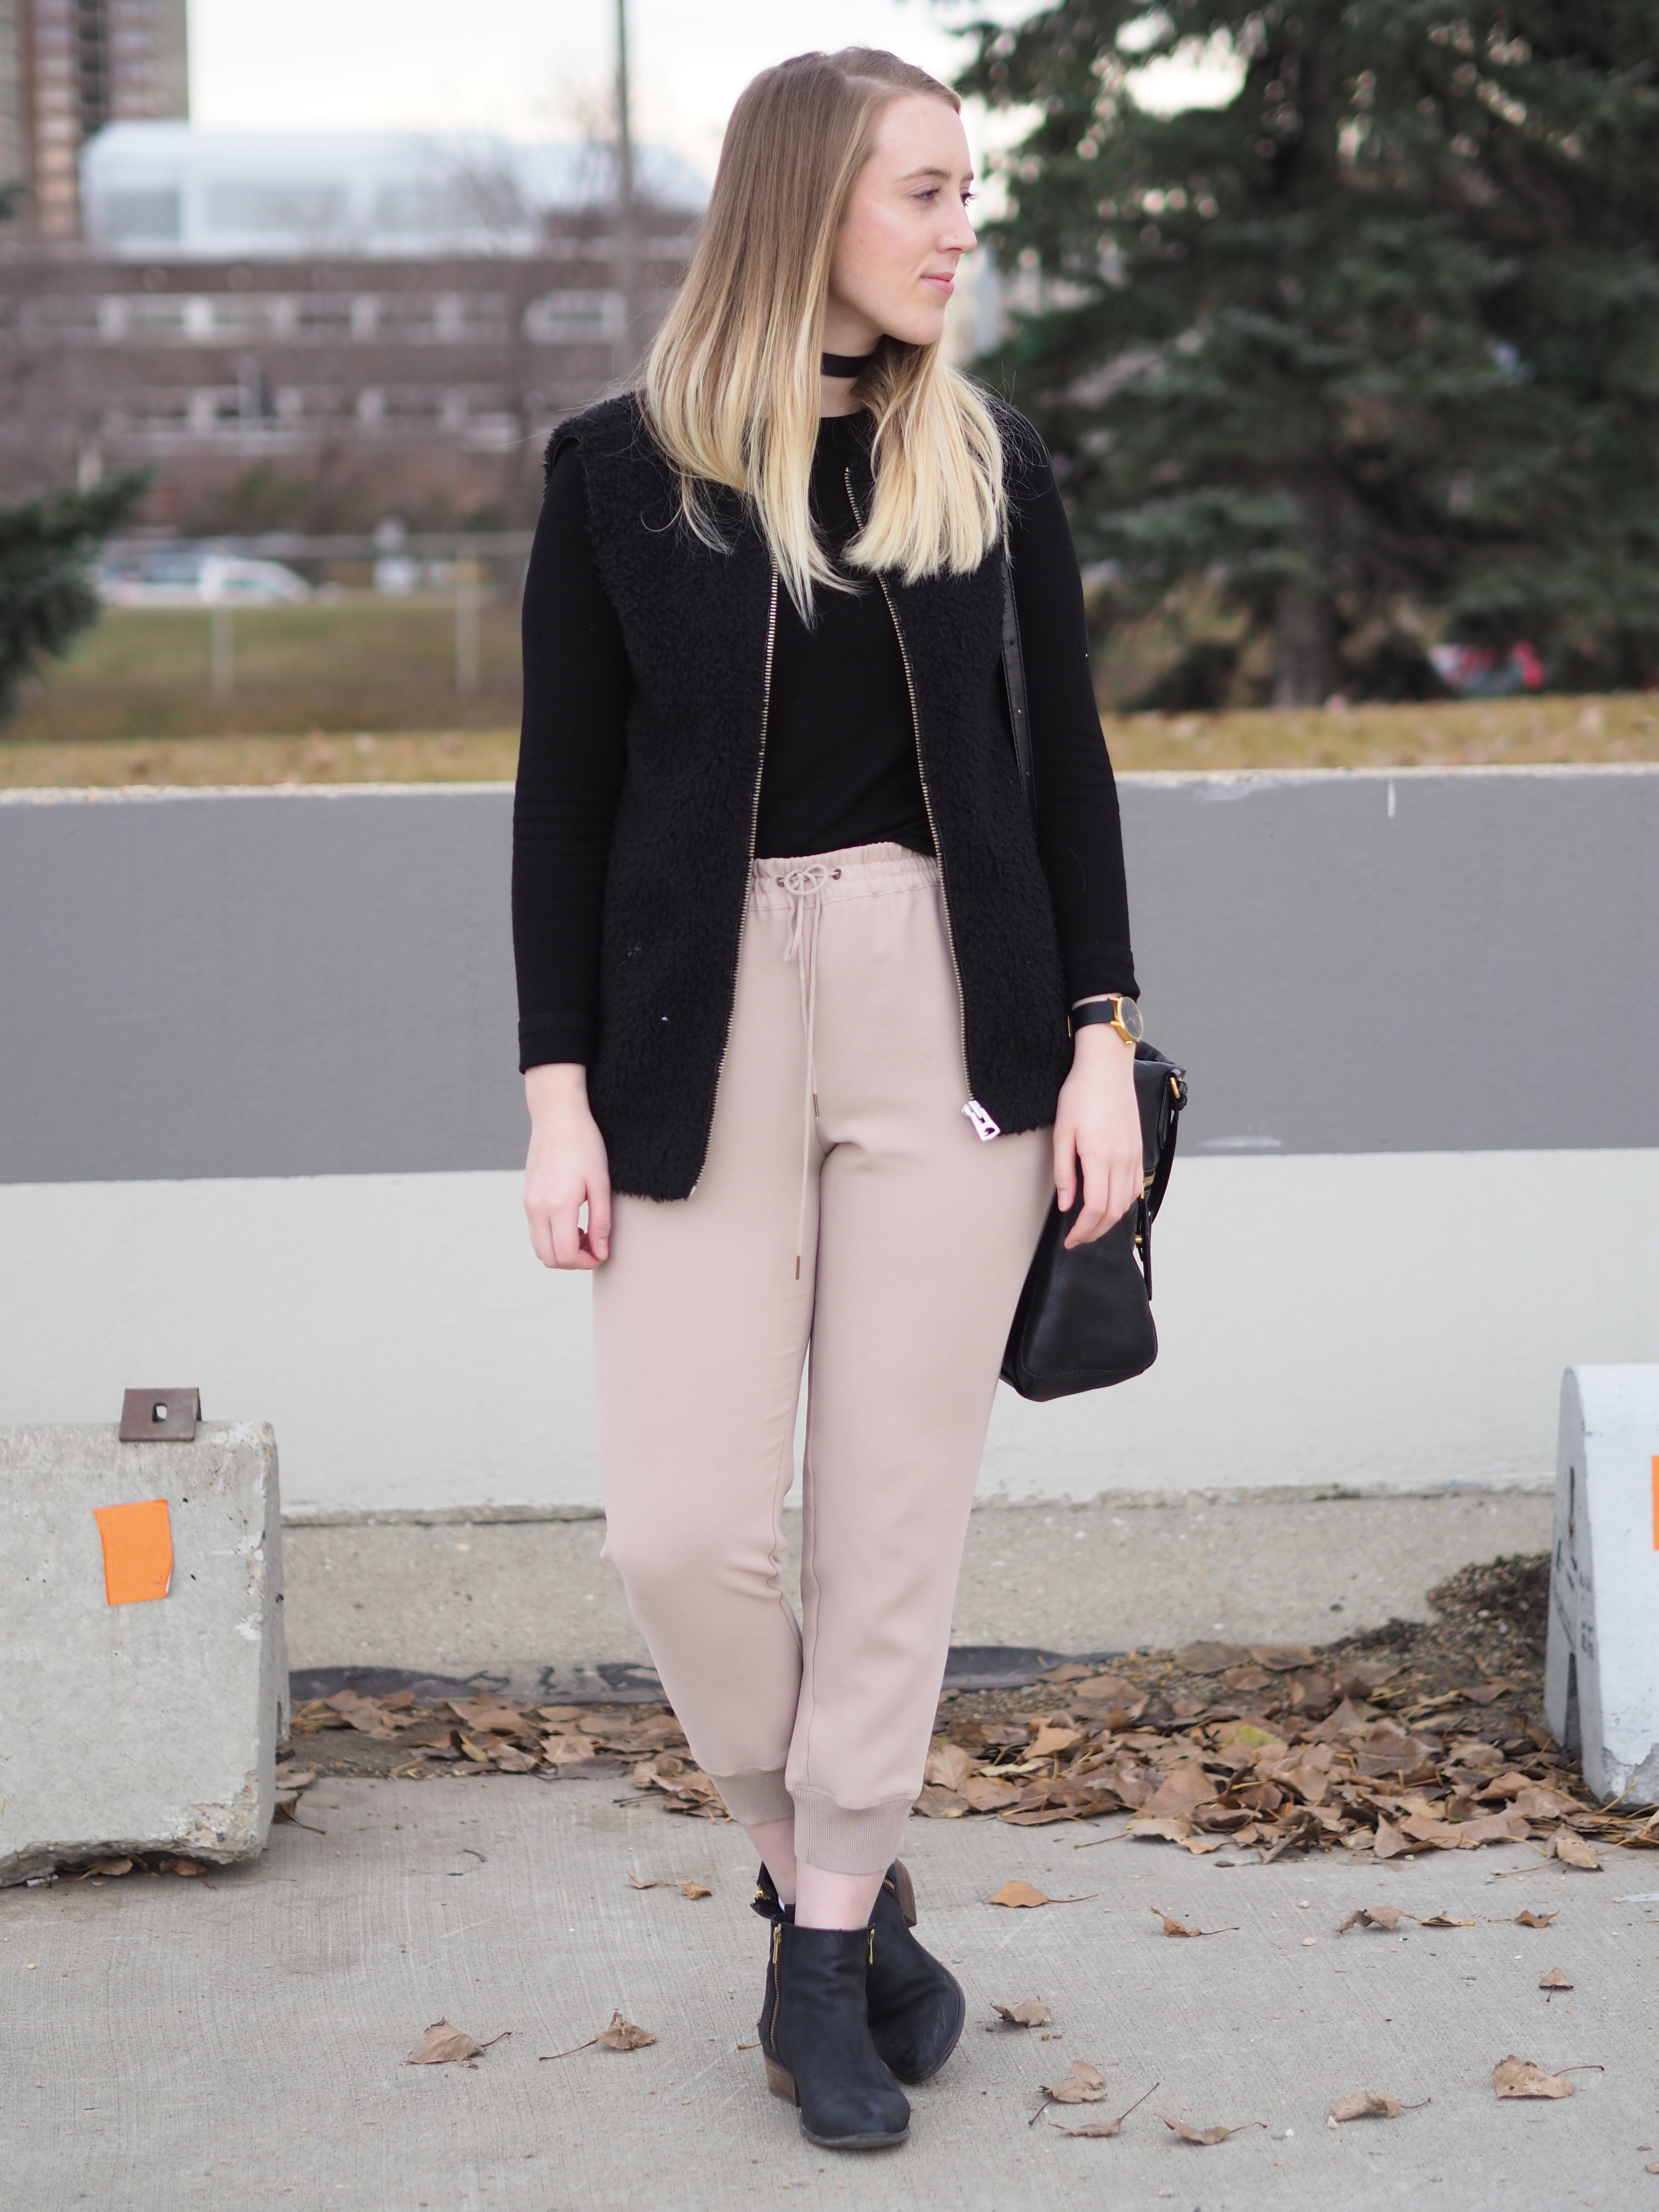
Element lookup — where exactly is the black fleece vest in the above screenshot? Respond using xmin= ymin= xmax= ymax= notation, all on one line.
xmin=551 ymin=393 xmax=1071 ymax=1201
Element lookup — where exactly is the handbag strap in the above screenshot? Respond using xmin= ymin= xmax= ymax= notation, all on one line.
xmin=1008 ymin=548 xmax=1187 ymax=1302
xmin=1142 ymin=1064 xmax=1186 ymax=1226
xmin=1001 ymin=557 xmax=1036 ymax=824
xmin=1136 ymin=1066 xmax=1188 ymax=1298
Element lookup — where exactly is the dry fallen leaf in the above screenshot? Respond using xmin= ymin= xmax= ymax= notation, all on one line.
xmin=272 ymin=1800 xmax=327 ymax=1834
xmin=1511 ymin=1911 xmax=1560 ymax=1929
xmin=71 ymin=1858 xmax=134 ymax=1880
xmin=406 ymin=2020 xmax=510 ymax=2067
xmin=1154 ymin=1909 xmax=1202 ymax=1937
xmin=1554 ymin=1834 xmax=1601 ymax=1871
xmin=540 ymin=2011 xmax=657 ymax=2061
xmin=1041 ymin=2060 xmax=1106 ymax=2105
xmin=1152 ymin=1909 xmax=1236 ymax=1938
xmin=1412 ymin=1912 xmax=1476 ymax=1929
xmin=1163 ymin=2115 xmax=1266 ymax=2145
xmin=1048 ymin=2082 xmax=1158 ymax=2138
xmin=1539 ymin=1967 xmax=1574 ymax=1990
xmin=1453 ymin=1812 xmax=1532 ymax=1846
xmin=1334 ymin=1660 xmax=1401 ymax=1699
xmin=679 ymin=1882 xmax=712 ymax=1900
xmin=1247 ymin=1645 xmax=1317 ymax=1671
xmin=166 ymin=1858 xmax=205 ymax=1877
xmin=925 ymin=1742 xmax=976 ymax=1792
xmin=958 ymin=1775 xmax=1021 ymax=1813
xmin=925 ymin=1743 xmax=973 ymax=1796
xmin=1329 ymin=2092 xmax=1402 ymax=2122
xmin=1492 ymin=2056 xmax=1601 ymax=2100
xmin=1336 ymin=1906 xmax=1403 ymax=1934
xmin=1138 ymin=1759 xmax=1214 ymax=1820
xmin=991 ymin=1998 xmax=1052 ymax=2027
xmin=913 ymin=1785 xmax=970 ymax=1818
xmin=627 ymin=1875 xmax=656 ymax=1889
xmin=1071 ymin=1672 xmax=1141 ymax=1704
xmin=1512 ymin=1784 xmax=1580 ymax=1820
xmin=447 ymin=1697 xmax=527 ymax=1735
xmin=989 ymin=1881 xmax=1095 ymax=1909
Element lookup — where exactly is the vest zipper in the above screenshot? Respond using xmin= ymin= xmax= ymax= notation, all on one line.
xmin=842 ymin=460 xmax=989 ymax=1133
xmin=702 ymin=568 xmax=780 ymax=1170
xmin=875 ymin=571 xmax=993 ymax=1137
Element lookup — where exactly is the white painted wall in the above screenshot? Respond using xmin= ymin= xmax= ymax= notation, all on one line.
xmin=2 ymin=1149 xmax=1655 ymax=1519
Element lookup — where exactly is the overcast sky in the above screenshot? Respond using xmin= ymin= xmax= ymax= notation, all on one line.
xmin=191 ymin=1 xmax=1238 ymax=179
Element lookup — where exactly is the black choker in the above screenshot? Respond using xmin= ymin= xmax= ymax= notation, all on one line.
xmin=821 ymin=348 xmax=878 ymax=378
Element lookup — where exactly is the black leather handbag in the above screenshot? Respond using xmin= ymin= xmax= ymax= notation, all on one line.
xmin=997 ymin=565 xmax=1189 ymax=1402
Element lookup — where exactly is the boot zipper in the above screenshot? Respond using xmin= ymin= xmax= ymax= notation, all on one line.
xmin=697 ymin=568 xmax=780 ymax=1186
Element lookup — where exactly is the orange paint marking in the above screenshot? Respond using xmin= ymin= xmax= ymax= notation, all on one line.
xmin=93 ymin=1499 xmax=173 ymax=1605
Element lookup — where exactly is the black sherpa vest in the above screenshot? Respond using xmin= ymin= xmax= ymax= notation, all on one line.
xmin=550 ymin=392 xmax=1072 ymax=1201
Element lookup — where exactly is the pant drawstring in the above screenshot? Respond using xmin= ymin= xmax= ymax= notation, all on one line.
xmin=775 ymin=862 xmax=833 ymax=1279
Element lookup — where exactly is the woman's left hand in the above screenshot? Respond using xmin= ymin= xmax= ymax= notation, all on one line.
xmin=1052 ymin=1021 xmax=1143 ymax=1248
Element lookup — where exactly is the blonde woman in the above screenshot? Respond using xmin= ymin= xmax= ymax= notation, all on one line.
xmin=514 ymin=48 xmax=1142 ymax=2152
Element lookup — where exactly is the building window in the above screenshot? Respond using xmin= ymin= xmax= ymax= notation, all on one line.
xmin=96 ymin=187 xmax=181 ymax=242
xmin=205 ymin=181 xmax=351 ymax=236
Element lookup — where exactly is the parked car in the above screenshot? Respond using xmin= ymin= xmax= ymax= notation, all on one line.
xmin=98 ymin=549 xmax=311 ymax=608
xmin=1429 ymin=640 xmax=1545 ymax=698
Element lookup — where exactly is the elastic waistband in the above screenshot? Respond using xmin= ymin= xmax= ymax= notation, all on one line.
xmin=750 ymin=840 xmax=939 ymax=910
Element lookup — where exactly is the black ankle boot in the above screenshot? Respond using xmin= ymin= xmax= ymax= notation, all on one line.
xmin=752 ymin=1862 xmax=965 ymax=2087
xmin=865 ymin=1862 xmax=966 ymax=2084
xmin=760 ymin=1920 xmax=910 ymax=2150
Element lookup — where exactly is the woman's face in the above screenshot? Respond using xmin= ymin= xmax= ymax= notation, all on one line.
xmin=826 ymin=94 xmax=976 ymax=351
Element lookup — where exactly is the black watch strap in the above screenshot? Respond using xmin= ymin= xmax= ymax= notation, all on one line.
xmin=1071 ymin=997 xmax=1131 ymax=1032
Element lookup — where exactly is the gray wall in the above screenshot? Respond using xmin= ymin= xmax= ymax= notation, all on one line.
xmin=3 ymin=766 xmax=1657 ymax=1186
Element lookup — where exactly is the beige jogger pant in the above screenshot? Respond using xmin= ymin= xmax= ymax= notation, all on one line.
xmin=593 ymin=842 xmax=1053 ymax=1874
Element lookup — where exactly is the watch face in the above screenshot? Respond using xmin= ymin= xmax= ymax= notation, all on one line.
xmin=1120 ymin=997 xmax=1145 ymax=1042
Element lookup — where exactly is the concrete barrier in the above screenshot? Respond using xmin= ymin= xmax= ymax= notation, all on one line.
xmin=0 ymin=1421 xmax=287 ymax=1885
xmin=1544 ymin=1366 xmax=1659 ymax=1805
xmin=1 ymin=769 xmax=1655 ymax=1515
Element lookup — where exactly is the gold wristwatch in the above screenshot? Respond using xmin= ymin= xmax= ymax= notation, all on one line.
xmin=1070 ymin=994 xmax=1144 ymax=1046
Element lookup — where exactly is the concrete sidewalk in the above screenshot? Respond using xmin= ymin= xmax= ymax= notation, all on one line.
xmin=3 ymin=1775 xmax=1654 ymax=2212
xmin=282 ymin=1488 xmax=1553 ymax=1675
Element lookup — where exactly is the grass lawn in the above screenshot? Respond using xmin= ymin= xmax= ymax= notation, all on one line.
xmin=0 ymin=728 xmax=521 ymax=788
xmin=1 ymin=604 xmax=1656 ymax=786
xmin=1102 ymin=690 xmax=1659 ymax=771
xmin=2 ymin=601 xmax=522 ymax=747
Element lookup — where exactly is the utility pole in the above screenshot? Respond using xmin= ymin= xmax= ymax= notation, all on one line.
xmin=612 ymin=0 xmax=641 ymax=377
xmin=614 ymin=0 xmax=635 ymax=216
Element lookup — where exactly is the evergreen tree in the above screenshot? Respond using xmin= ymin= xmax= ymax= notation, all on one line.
xmin=0 ymin=185 xmax=149 ymax=722
xmin=956 ymin=1 xmax=1659 ymax=702
xmin=0 ymin=473 xmax=150 ymax=722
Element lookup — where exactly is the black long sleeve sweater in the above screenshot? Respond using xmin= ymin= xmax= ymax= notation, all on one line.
xmin=514 ymin=412 xmax=1137 ymax=1070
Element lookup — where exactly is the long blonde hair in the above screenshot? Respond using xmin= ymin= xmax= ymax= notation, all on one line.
xmin=640 ymin=48 xmax=1005 ymax=616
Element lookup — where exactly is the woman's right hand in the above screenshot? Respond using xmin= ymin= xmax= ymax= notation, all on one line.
xmin=523 ymin=1063 xmax=612 ymax=1269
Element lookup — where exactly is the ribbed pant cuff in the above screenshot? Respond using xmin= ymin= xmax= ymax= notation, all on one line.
xmin=704 ymin=1766 xmax=794 ymax=1829
xmin=792 ymin=1787 xmax=916 ymax=1876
